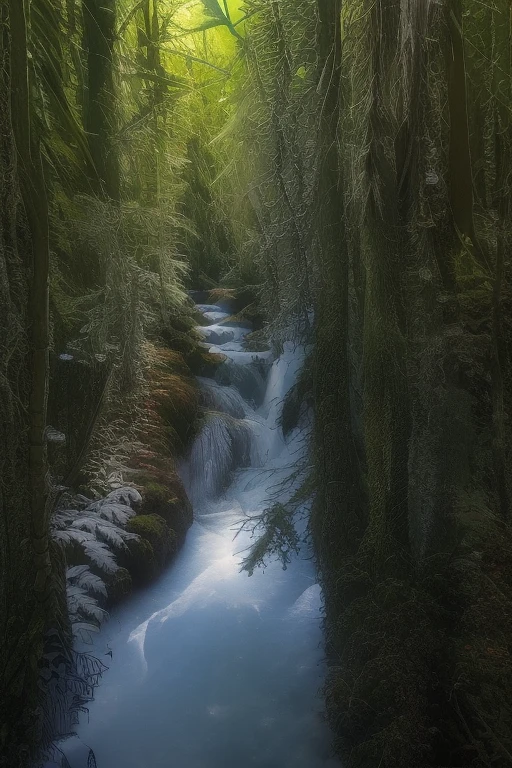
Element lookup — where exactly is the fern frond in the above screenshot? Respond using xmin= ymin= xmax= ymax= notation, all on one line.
xmin=67 ymin=566 xmax=108 ymax=597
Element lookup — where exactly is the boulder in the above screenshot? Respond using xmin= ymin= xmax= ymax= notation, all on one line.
xmin=125 ymin=514 xmax=177 ymax=584
xmin=139 ymin=481 xmax=193 ymax=542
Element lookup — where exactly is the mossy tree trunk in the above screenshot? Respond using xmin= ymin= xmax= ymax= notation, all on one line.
xmin=313 ymin=0 xmax=366 ymax=578
xmin=1 ymin=0 xmax=55 ymax=760
xmin=140 ymin=0 xmax=171 ymax=320
xmin=141 ymin=0 xmax=164 ymax=204
xmin=360 ymin=0 xmax=411 ymax=574
xmin=445 ymin=0 xmax=489 ymax=273
xmin=82 ymin=0 xmax=120 ymax=200
xmin=489 ymin=0 xmax=511 ymax=520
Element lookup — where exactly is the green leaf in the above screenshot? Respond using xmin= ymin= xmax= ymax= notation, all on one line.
xmin=201 ymin=0 xmax=227 ymax=22
xmin=167 ymin=18 xmax=226 ymax=38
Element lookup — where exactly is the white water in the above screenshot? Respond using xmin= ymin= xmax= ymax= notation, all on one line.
xmin=64 ymin=305 xmax=338 ymax=768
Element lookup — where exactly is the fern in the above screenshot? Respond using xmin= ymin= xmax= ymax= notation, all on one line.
xmin=68 ymin=516 xmax=137 ymax=551
xmin=66 ymin=670 xmax=97 ymax=697
xmin=53 ymin=525 xmax=119 ymax=574
xmin=67 ymin=566 xmax=107 ymax=598
xmin=52 ymin=485 xmax=141 ymax=581
xmin=85 ymin=486 xmax=141 ymax=525
xmin=67 ymin=586 xmax=107 ymax=625
xmin=67 ymin=567 xmax=108 ymax=643
xmin=92 ymin=502 xmax=137 ymax=526
xmin=74 ymin=652 xmax=107 ymax=686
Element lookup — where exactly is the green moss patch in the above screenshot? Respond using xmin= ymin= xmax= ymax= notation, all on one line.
xmin=126 ymin=514 xmax=177 ymax=584
xmin=140 ymin=482 xmax=193 ymax=541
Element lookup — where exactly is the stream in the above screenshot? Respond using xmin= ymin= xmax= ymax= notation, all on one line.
xmin=63 ymin=301 xmax=338 ymax=768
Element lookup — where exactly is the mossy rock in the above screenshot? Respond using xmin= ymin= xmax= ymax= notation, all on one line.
xmin=140 ymin=482 xmax=193 ymax=541
xmin=244 ymin=329 xmax=270 ymax=352
xmin=104 ymin=567 xmax=132 ymax=607
xmin=161 ymin=324 xmax=201 ymax=361
xmin=187 ymin=347 xmax=226 ymax=378
xmin=188 ymin=289 xmax=212 ymax=305
xmin=125 ymin=469 xmax=194 ymax=542
xmin=127 ymin=513 xmax=177 ymax=559
xmin=154 ymin=376 xmax=200 ymax=453
xmin=233 ymin=302 xmax=265 ymax=330
xmin=209 ymin=286 xmax=259 ymax=315
xmin=125 ymin=514 xmax=177 ymax=584
xmin=124 ymin=531 xmax=157 ymax=585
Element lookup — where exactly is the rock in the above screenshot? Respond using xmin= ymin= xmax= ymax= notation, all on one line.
xmin=188 ymin=289 xmax=211 ymax=304
xmin=140 ymin=481 xmax=193 ymax=542
xmin=124 ymin=534 xmax=157 ymax=584
xmin=103 ymin=566 xmax=132 ymax=608
xmin=125 ymin=514 xmax=177 ymax=584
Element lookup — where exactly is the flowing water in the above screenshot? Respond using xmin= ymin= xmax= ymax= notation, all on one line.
xmin=63 ymin=303 xmax=338 ymax=768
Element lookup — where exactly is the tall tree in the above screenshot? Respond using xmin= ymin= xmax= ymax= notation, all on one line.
xmin=83 ymin=0 xmax=120 ymax=199
xmin=313 ymin=0 xmax=365 ymax=572
xmin=1 ymin=0 xmax=56 ymax=760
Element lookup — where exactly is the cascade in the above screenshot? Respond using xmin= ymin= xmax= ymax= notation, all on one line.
xmin=59 ymin=301 xmax=338 ymax=768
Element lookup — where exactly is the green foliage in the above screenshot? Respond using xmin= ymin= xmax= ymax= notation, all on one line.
xmin=31 ymin=0 xmax=95 ymax=180
xmin=239 ymin=503 xmax=301 ymax=577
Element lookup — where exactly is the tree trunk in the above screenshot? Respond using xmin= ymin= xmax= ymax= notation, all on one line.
xmin=82 ymin=0 xmax=120 ymax=200
xmin=360 ymin=0 xmax=411 ymax=572
xmin=1 ymin=0 xmax=53 ymax=759
xmin=490 ymin=1 xmax=511 ymax=518
xmin=445 ymin=0 xmax=488 ymax=270
xmin=313 ymin=0 xmax=366 ymax=573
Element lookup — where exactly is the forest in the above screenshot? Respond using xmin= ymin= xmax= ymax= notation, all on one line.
xmin=1 ymin=0 xmax=511 ymax=767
